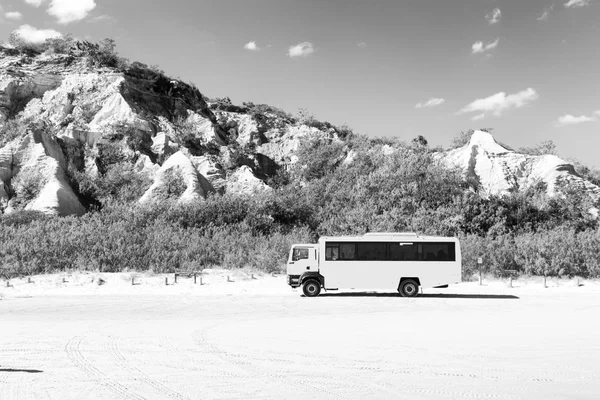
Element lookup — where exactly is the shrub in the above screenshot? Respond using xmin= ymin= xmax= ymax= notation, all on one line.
xmin=11 ymin=167 xmax=47 ymax=208
xmin=155 ymin=168 xmax=187 ymax=200
xmin=86 ymin=38 xmax=129 ymax=69
xmin=295 ymin=137 xmax=347 ymax=181
xmin=44 ymin=35 xmax=76 ymax=54
xmin=0 ymin=210 xmax=48 ymax=227
xmin=449 ymin=130 xmax=474 ymax=149
xmin=243 ymin=102 xmax=295 ymax=121
xmin=518 ymin=140 xmax=558 ymax=156
xmin=0 ymin=119 xmax=26 ymax=147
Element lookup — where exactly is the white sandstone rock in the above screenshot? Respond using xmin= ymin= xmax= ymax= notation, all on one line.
xmin=139 ymin=151 xmax=213 ymax=203
xmin=226 ymin=165 xmax=271 ymax=195
xmin=440 ymin=130 xmax=600 ymax=198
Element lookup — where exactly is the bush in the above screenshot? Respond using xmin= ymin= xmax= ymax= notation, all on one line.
xmin=85 ymin=38 xmax=129 ymax=70
xmin=518 ymin=140 xmax=558 ymax=156
xmin=243 ymin=102 xmax=296 ymax=122
xmin=449 ymin=130 xmax=474 ymax=149
xmin=0 ymin=201 xmax=314 ymax=277
xmin=0 ymin=210 xmax=48 ymax=227
xmin=11 ymin=167 xmax=47 ymax=208
xmin=295 ymin=137 xmax=347 ymax=181
xmin=155 ymin=168 xmax=187 ymax=200
xmin=1 ymin=120 xmax=23 ymax=147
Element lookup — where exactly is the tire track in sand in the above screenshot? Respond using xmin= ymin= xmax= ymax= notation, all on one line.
xmin=192 ymin=326 xmax=355 ymax=400
xmin=106 ymin=335 xmax=197 ymax=400
xmin=64 ymin=335 xmax=146 ymax=400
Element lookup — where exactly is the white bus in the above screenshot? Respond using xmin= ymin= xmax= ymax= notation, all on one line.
xmin=286 ymin=232 xmax=461 ymax=297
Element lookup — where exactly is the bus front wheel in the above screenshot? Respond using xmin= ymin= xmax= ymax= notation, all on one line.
xmin=399 ymin=279 xmax=419 ymax=297
xmin=302 ymin=280 xmax=321 ymax=297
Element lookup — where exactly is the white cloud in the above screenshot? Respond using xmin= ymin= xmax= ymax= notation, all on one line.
xmin=471 ymin=113 xmax=486 ymax=121
xmin=12 ymin=24 xmax=62 ymax=43
xmin=564 ymin=0 xmax=590 ymax=8
xmin=88 ymin=14 xmax=117 ymax=24
xmin=472 ymin=38 xmax=499 ymax=54
xmin=357 ymin=41 xmax=367 ymax=48
xmin=24 ymin=0 xmax=45 ymax=7
xmin=485 ymin=8 xmax=502 ymax=24
xmin=595 ymin=110 xmax=600 ymax=116
xmin=47 ymin=0 xmax=96 ymax=24
xmin=243 ymin=41 xmax=259 ymax=51
xmin=415 ymin=98 xmax=445 ymax=109
xmin=556 ymin=114 xmax=596 ymax=126
xmin=458 ymin=88 xmax=539 ymax=117
xmin=288 ymin=42 xmax=315 ymax=58
xmin=5 ymin=11 xmax=23 ymax=21
xmin=537 ymin=5 xmax=555 ymax=21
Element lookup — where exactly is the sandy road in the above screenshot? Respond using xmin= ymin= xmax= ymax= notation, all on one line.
xmin=1 ymin=282 xmax=600 ymax=400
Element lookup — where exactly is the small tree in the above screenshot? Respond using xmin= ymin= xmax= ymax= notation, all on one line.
xmin=449 ymin=130 xmax=474 ymax=149
xmin=411 ymin=135 xmax=428 ymax=148
xmin=12 ymin=167 xmax=47 ymax=208
xmin=156 ymin=168 xmax=187 ymax=199
xmin=44 ymin=34 xmax=75 ymax=54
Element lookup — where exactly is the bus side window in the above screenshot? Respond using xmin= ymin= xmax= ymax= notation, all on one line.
xmin=390 ymin=243 xmax=418 ymax=261
xmin=326 ymin=245 xmax=339 ymax=261
xmin=340 ymin=243 xmax=356 ymax=260
xmin=421 ymin=243 xmax=456 ymax=261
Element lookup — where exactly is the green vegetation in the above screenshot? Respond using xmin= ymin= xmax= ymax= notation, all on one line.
xmin=2 ymin=35 xmax=599 ymax=280
xmin=2 ymin=131 xmax=600 ymax=280
xmin=10 ymin=166 xmax=47 ymax=209
xmin=5 ymin=34 xmax=130 ymax=70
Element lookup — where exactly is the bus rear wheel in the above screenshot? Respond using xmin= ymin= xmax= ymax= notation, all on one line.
xmin=399 ymin=279 xmax=419 ymax=297
xmin=302 ymin=280 xmax=321 ymax=297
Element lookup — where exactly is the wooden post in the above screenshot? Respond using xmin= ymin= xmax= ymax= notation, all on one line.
xmin=251 ymin=273 xmax=255 ymax=280
xmin=199 ymin=275 xmax=203 ymax=285
xmin=193 ymin=274 xmax=197 ymax=284
xmin=477 ymin=257 xmax=483 ymax=286
xmin=5 ymin=280 xmax=9 ymax=288
xmin=174 ymin=274 xmax=178 ymax=284
xmin=165 ymin=277 xmax=168 ymax=286
xmin=131 ymin=276 xmax=135 ymax=286
xmin=227 ymin=275 xmax=231 ymax=283
xmin=62 ymin=277 xmax=67 ymax=283
xmin=576 ymin=278 xmax=580 ymax=287
xmin=543 ymin=275 xmax=547 ymax=288
xmin=28 ymin=277 xmax=32 ymax=284
xmin=509 ymin=276 xmax=513 ymax=288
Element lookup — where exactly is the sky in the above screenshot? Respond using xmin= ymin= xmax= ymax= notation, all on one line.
xmin=1 ymin=0 xmax=599 ymax=166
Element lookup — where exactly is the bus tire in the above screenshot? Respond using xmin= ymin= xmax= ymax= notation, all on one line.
xmin=399 ymin=279 xmax=419 ymax=297
xmin=302 ymin=280 xmax=321 ymax=297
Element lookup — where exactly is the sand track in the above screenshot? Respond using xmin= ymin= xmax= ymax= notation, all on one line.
xmin=1 ymin=280 xmax=600 ymax=400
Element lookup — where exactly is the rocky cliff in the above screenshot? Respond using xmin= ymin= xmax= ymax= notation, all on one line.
xmin=440 ymin=130 xmax=600 ymax=199
xmin=0 ymin=44 xmax=597 ymax=216
xmin=0 ymin=44 xmax=340 ymax=215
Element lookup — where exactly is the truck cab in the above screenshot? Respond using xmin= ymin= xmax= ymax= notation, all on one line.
xmin=286 ymin=244 xmax=320 ymax=292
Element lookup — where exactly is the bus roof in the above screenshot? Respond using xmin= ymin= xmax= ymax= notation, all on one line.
xmin=318 ymin=233 xmax=458 ymax=242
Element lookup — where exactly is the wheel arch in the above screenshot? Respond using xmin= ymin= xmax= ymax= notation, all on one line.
xmin=399 ymin=277 xmax=421 ymax=287
xmin=300 ymin=272 xmax=324 ymax=287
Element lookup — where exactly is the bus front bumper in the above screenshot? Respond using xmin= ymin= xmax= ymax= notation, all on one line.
xmin=287 ymin=275 xmax=301 ymax=288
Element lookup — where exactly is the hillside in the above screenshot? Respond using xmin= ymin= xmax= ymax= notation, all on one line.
xmin=1 ymin=39 xmax=600 ymax=280
xmin=441 ymin=130 xmax=600 ymax=199
xmin=2 ymin=41 xmax=598 ymax=216
xmin=0 ymin=42 xmax=347 ymax=215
